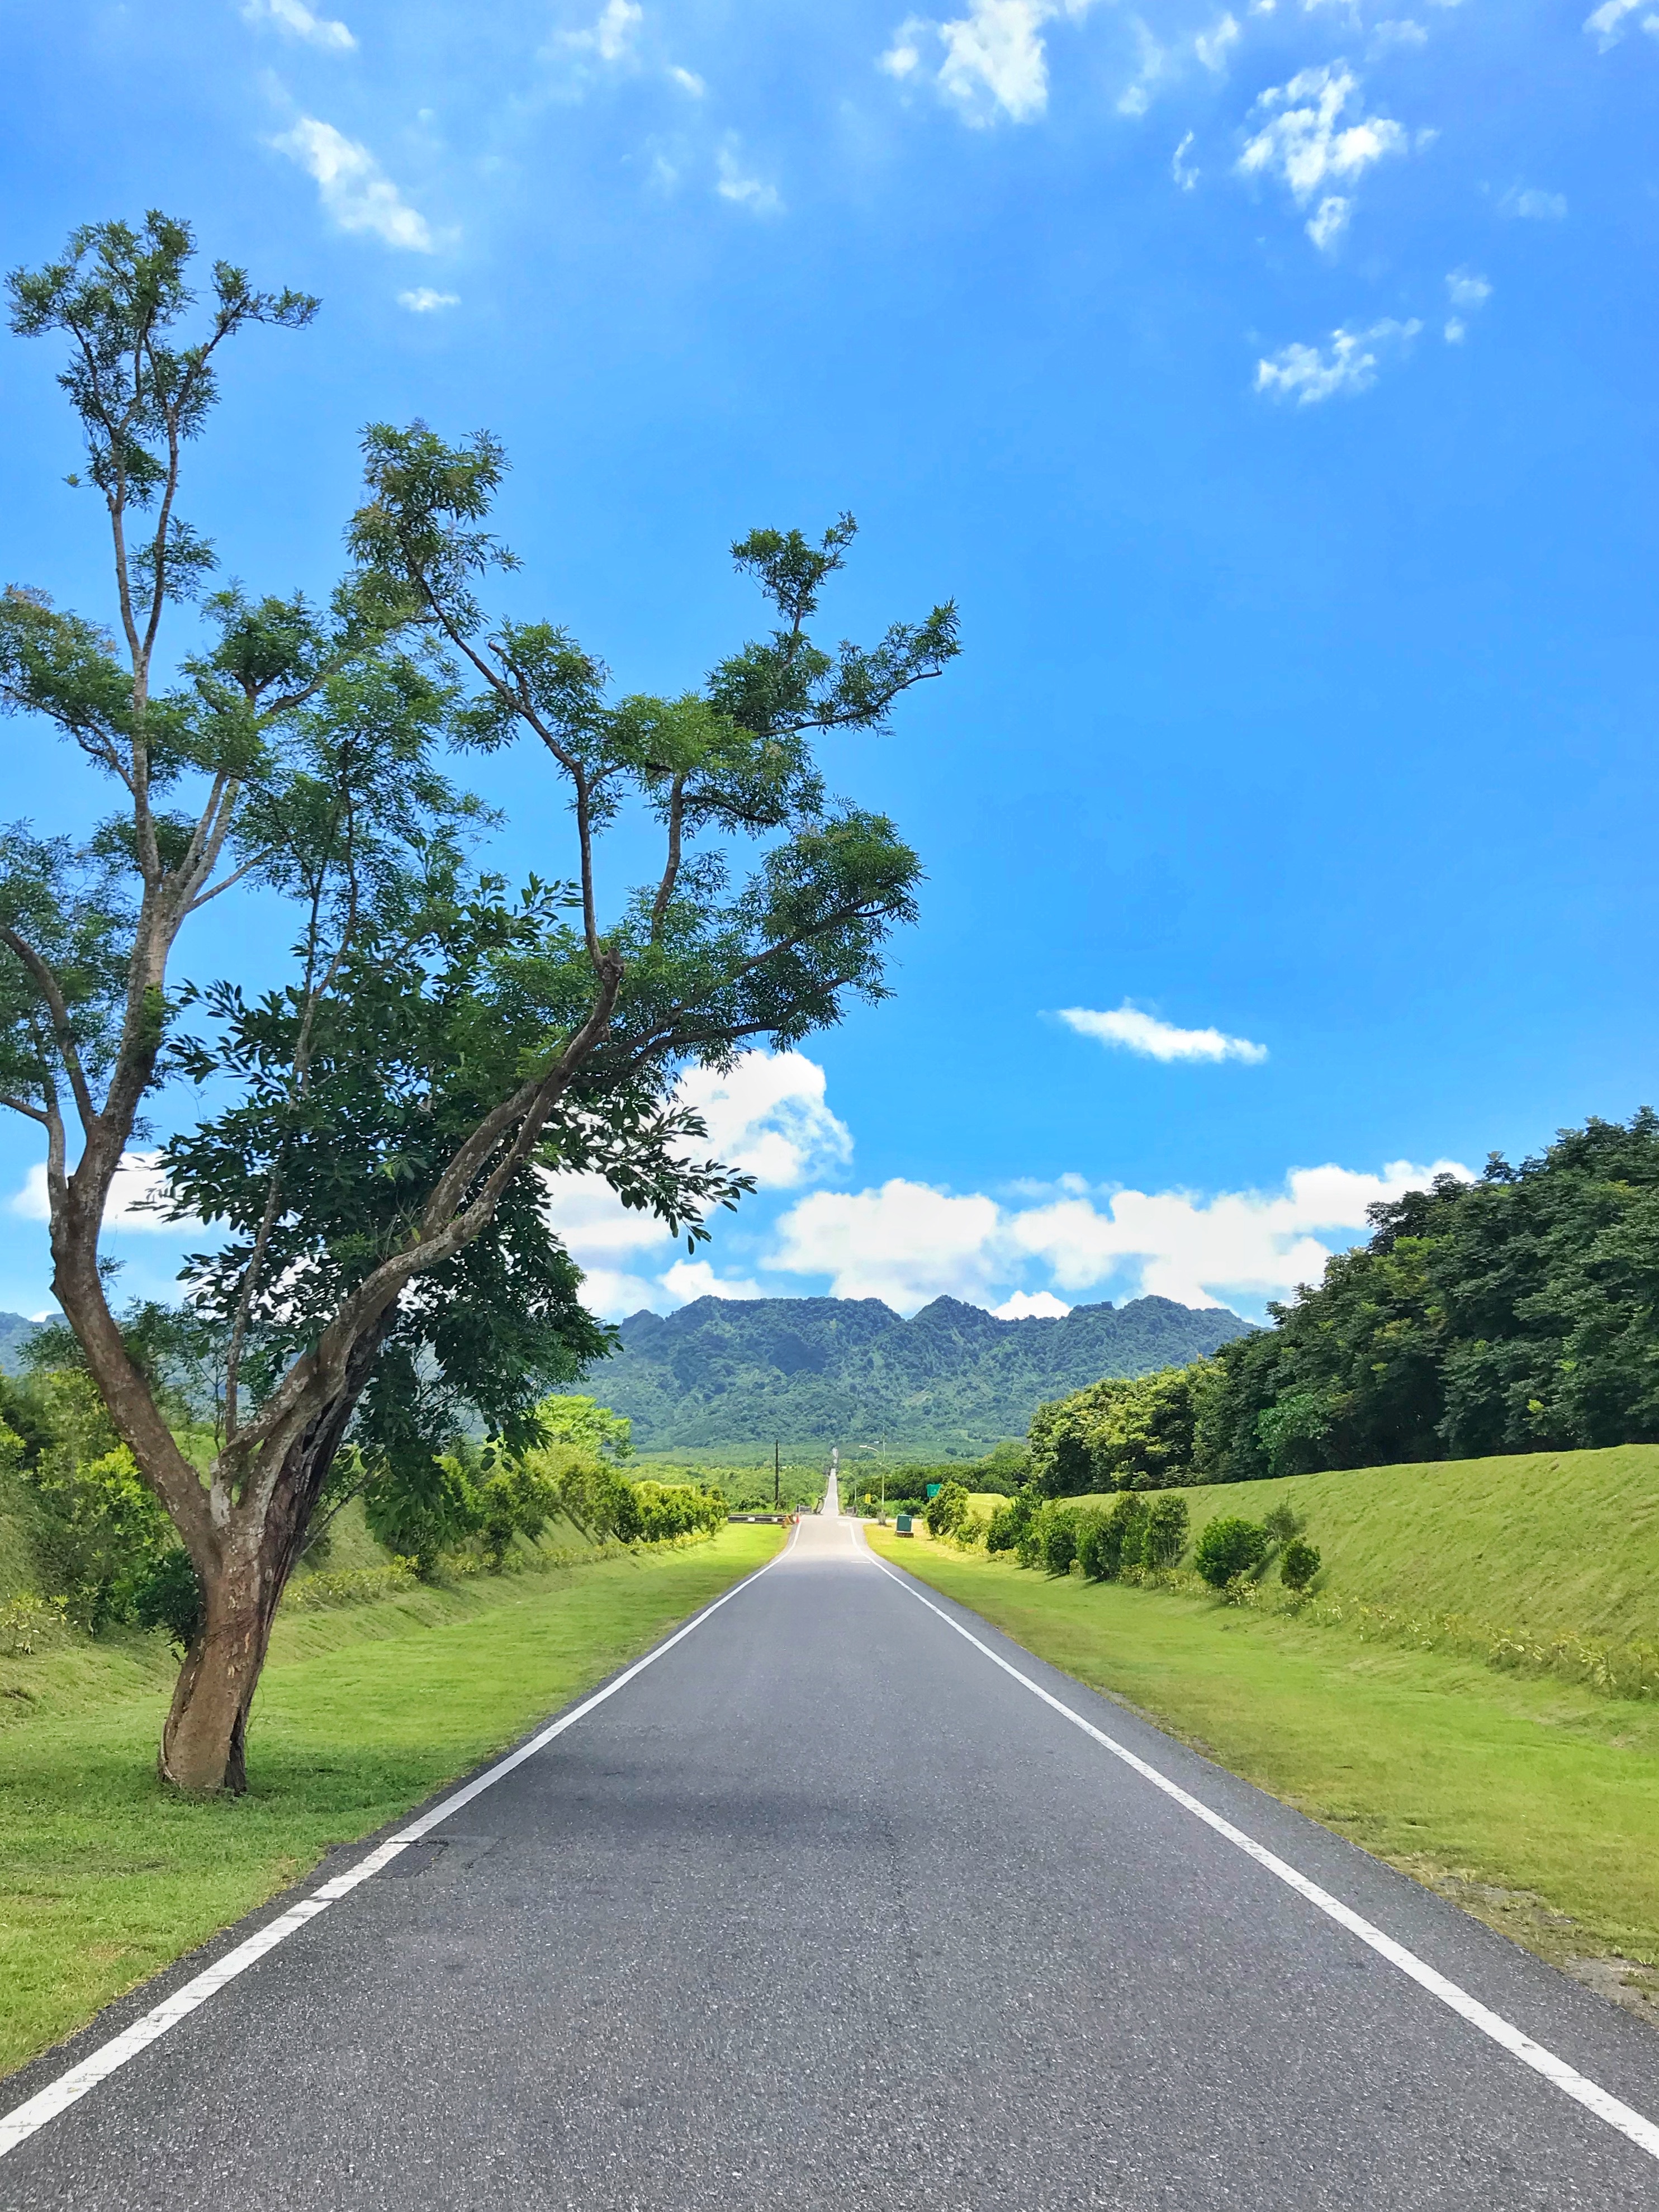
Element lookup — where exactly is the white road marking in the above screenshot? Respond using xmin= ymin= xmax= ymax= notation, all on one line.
xmin=865 ymin=1545 xmax=1659 ymax=2168
xmin=0 ymin=1523 xmax=800 ymax=2164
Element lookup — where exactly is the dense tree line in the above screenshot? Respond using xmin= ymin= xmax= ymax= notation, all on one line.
xmin=1028 ymin=1111 xmax=1659 ymax=1492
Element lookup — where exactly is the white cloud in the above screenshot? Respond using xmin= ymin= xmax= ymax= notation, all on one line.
xmin=770 ymin=1178 xmax=1005 ymax=1309
xmin=243 ymin=0 xmax=356 ymax=51
xmin=1501 ymin=184 xmax=1567 ymax=220
xmin=1004 ymin=1158 xmax=1471 ymax=1308
xmin=669 ymin=64 xmax=706 ymax=93
xmin=1173 ymin=129 xmax=1200 ymax=188
xmin=1255 ymin=317 xmax=1421 ymax=402
xmin=1305 ymin=192 xmax=1350 ymax=250
xmin=994 ymin=1290 xmax=1072 ymax=1318
xmin=1238 ymin=63 xmax=1406 ymax=205
xmin=557 ymin=0 xmax=642 ymax=63
xmin=534 ymin=1051 xmax=844 ymax=1314
xmin=1059 ymin=1003 xmax=1268 ymax=1064
xmin=1195 ymin=12 xmax=1241 ymax=69
xmin=766 ymin=1155 xmax=1473 ymax=1314
xmin=272 ymin=118 xmax=436 ymax=251
xmin=716 ymin=141 xmax=783 ymax=214
xmin=1443 ymin=265 xmax=1490 ymax=343
xmin=398 ymin=287 xmax=458 ymax=312
xmin=676 ymin=1051 xmax=852 ymax=1189
xmin=660 ymin=1259 xmax=765 ymax=1302
xmin=1583 ymin=0 xmax=1659 ymax=48
xmin=881 ymin=0 xmax=1093 ymax=125
xmin=1368 ymin=17 xmax=1427 ymax=53
xmin=11 ymin=1153 xmax=201 ymax=1235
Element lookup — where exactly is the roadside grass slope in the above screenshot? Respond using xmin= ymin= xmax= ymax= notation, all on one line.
xmin=1071 ymin=1442 xmax=1659 ymax=1649
xmin=0 ymin=1522 xmax=784 ymax=2079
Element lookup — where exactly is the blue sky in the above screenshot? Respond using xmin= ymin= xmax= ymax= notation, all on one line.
xmin=3 ymin=0 xmax=1657 ymax=1324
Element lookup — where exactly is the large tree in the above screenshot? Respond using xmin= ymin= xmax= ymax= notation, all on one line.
xmin=0 ymin=214 xmax=958 ymax=1791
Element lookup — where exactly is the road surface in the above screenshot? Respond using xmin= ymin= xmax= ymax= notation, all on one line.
xmin=3 ymin=1514 xmax=1658 ymax=2208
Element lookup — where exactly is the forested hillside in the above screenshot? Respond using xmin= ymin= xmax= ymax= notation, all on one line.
xmin=591 ymin=1294 xmax=1249 ymax=1452
xmin=1028 ymin=1110 xmax=1659 ymax=1493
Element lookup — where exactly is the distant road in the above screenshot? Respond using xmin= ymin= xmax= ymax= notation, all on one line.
xmin=4 ymin=1517 xmax=1658 ymax=2207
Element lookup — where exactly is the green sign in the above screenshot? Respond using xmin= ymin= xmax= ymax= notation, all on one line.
xmin=925 ymin=1482 xmax=942 ymax=1498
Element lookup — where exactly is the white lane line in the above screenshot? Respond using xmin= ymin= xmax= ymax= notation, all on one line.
xmin=0 ymin=1523 xmax=799 ymax=2164
xmin=865 ymin=1547 xmax=1659 ymax=2168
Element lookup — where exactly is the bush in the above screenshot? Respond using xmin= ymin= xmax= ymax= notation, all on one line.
xmin=926 ymin=1480 xmax=970 ymax=1538
xmin=1280 ymin=1537 xmax=1321 ymax=1591
xmin=1193 ymin=1515 xmax=1271 ymax=1590
xmin=1039 ymin=1504 xmax=1080 ymax=1575
xmin=1144 ymin=1493 xmax=1189 ymax=1569
xmin=1262 ymin=1500 xmax=1305 ymax=1545
xmin=987 ymin=1489 xmax=1037 ymax=1555
xmin=130 ymin=1547 xmax=204 ymax=1652
xmin=1077 ymin=1494 xmax=1146 ymax=1581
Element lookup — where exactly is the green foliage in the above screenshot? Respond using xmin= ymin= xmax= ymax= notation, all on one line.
xmin=2 ymin=1371 xmax=197 ymax=1635
xmin=1280 ymin=1537 xmax=1321 ymax=1592
xmin=1028 ymin=1362 xmax=1212 ymax=1496
xmin=1193 ymin=1517 xmax=1271 ymax=1590
xmin=986 ymin=1488 xmax=1037 ymax=1555
xmin=1144 ymin=1493 xmax=1190 ymax=1569
xmin=1039 ymin=1503 xmax=1080 ymax=1576
xmin=925 ymin=1480 xmax=969 ymax=1538
xmin=1192 ymin=1111 xmax=1659 ymax=1481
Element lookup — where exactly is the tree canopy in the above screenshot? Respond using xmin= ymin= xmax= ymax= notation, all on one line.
xmin=0 ymin=211 xmax=958 ymax=1789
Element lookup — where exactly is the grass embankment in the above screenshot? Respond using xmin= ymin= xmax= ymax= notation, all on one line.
xmin=0 ymin=1522 xmax=783 ymax=2080
xmin=868 ymin=1446 xmax=1659 ymax=2017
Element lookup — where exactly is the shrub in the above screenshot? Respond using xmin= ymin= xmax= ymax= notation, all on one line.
xmin=1194 ymin=1516 xmax=1271 ymax=1590
xmin=131 ymin=1547 xmax=204 ymax=1652
xmin=926 ymin=1480 xmax=970 ymax=1538
xmin=1262 ymin=1500 xmax=1305 ymax=1546
xmin=1075 ymin=1510 xmax=1115 ymax=1581
xmin=988 ymin=1489 xmax=1038 ymax=1555
xmin=1144 ymin=1494 xmax=1189 ymax=1569
xmin=1040 ymin=1503 xmax=1080 ymax=1575
xmin=1280 ymin=1537 xmax=1321 ymax=1591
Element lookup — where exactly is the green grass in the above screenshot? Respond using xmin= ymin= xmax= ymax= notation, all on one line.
xmin=1074 ymin=1443 xmax=1659 ymax=1647
xmin=0 ymin=1522 xmax=783 ymax=2079
xmin=868 ymin=1524 xmax=1659 ymax=2015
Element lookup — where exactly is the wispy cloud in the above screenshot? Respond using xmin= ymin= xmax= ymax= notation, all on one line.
xmin=1368 ymin=17 xmax=1428 ymax=54
xmin=11 ymin=1154 xmax=201 ymax=1235
xmin=1172 ymin=129 xmax=1199 ymax=188
xmin=1500 ymin=184 xmax=1567 ymax=220
xmin=1443 ymin=265 xmax=1490 ymax=342
xmin=880 ymin=0 xmax=1091 ymax=126
xmin=272 ymin=117 xmax=437 ymax=250
xmin=243 ymin=0 xmax=356 ymax=52
xmin=669 ymin=64 xmax=706 ymax=94
xmin=1305 ymin=193 xmax=1350 ymax=250
xmin=1255 ymin=317 xmax=1420 ymax=402
xmin=399 ymin=287 xmax=459 ymax=311
xmin=555 ymin=0 xmax=643 ymax=64
xmin=1584 ymin=0 xmax=1659 ymax=48
xmin=1238 ymin=63 xmax=1406 ymax=211
xmin=716 ymin=140 xmax=783 ymax=214
xmin=1058 ymin=1003 xmax=1268 ymax=1063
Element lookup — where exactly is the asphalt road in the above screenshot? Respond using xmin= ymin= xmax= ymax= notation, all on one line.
xmin=5 ymin=1503 xmax=1659 ymax=2209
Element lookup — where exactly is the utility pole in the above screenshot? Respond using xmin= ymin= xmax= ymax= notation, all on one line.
xmin=774 ymin=1438 xmax=780 ymax=1513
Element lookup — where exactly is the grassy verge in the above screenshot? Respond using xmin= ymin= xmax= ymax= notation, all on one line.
xmin=868 ymin=1527 xmax=1659 ymax=2021
xmin=0 ymin=1522 xmax=783 ymax=2079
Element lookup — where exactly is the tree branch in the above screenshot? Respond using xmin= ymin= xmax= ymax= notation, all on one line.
xmin=0 ymin=927 xmax=99 ymax=1134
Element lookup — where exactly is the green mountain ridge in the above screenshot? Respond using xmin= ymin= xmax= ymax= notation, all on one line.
xmin=0 ymin=1313 xmax=41 ymax=1377
xmin=589 ymin=1293 xmax=1252 ymax=1456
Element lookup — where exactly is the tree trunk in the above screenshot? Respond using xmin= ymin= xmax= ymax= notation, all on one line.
xmin=159 ymin=1553 xmax=279 ymax=1793
xmin=158 ymin=1319 xmax=391 ymax=1793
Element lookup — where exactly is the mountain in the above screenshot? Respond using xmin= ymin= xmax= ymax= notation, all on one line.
xmin=0 ymin=1312 xmax=41 ymax=1376
xmin=590 ymin=1294 xmax=1252 ymax=1455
